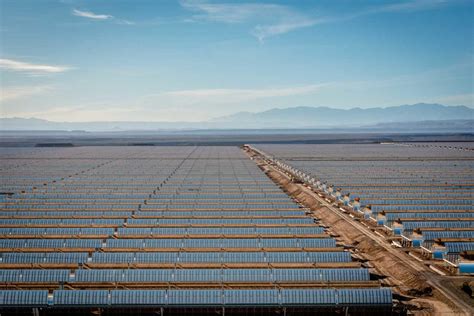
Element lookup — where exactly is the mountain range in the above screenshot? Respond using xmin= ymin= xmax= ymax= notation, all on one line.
xmin=1 ymin=103 xmax=472 ymax=131
xmin=212 ymin=103 xmax=473 ymax=128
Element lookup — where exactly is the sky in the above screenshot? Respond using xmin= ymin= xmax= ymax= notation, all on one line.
xmin=0 ymin=0 xmax=473 ymax=122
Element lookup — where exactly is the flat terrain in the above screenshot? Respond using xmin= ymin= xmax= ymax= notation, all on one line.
xmin=0 ymin=140 xmax=472 ymax=315
xmin=0 ymin=146 xmax=392 ymax=315
xmin=245 ymin=144 xmax=474 ymax=315
xmin=0 ymin=130 xmax=473 ymax=147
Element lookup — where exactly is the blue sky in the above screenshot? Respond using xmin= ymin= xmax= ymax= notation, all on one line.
xmin=0 ymin=0 xmax=473 ymax=122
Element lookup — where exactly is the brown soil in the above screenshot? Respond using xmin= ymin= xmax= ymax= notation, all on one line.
xmin=266 ymin=168 xmax=431 ymax=293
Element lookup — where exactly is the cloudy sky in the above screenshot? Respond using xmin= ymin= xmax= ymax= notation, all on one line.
xmin=0 ymin=0 xmax=473 ymax=122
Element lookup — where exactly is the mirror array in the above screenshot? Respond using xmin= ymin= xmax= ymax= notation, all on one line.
xmin=254 ymin=143 xmax=474 ymax=271
xmin=0 ymin=146 xmax=391 ymax=314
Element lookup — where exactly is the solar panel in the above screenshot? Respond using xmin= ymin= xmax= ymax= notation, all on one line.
xmin=0 ymin=146 xmax=394 ymax=310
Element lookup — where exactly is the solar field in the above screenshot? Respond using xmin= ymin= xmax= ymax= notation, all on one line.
xmin=0 ymin=146 xmax=392 ymax=315
xmin=253 ymin=143 xmax=474 ymax=273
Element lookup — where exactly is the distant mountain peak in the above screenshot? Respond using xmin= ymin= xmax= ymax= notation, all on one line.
xmin=1 ymin=103 xmax=472 ymax=131
xmin=211 ymin=103 xmax=473 ymax=127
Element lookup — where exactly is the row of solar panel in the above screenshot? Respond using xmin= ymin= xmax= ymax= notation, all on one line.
xmin=15 ymin=194 xmax=150 ymax=199
xmin=362 ymin=199 xmax=472 ymax=205
xmin=148 ymin=199 xmax=292 ymax=203
xmin=0 ymin=211 xmax=133 ymax=217
xmin=110 ymin=238 xmax=336 ymax=248
xmin=317 ymin=174 xmax=472 ymax=180
xmin=14 ymin=191 xmax=290 ymax=197
xmin=160 ymin=181 xmax=279 ymax=185
xmin=137 ymin=209 xmax=305 ymax=217
xmin=46 ymin=173 xmax=272 ymax=177
xmin=422 ymin=231 xmax=474 ymax=239
xmin=351 ymin=193 xmax=472 ymax=199
xmin=0 ymin=210 xmax=307 ymax=217
xmin=304 ymin=165 xmax=470 ymax=173
xmin=385 ymin=212 xmax=474 ymax=220
xmin=0 ymin=268 xmax=369 ymax=283
xmin=37 ymin=183 xmax=168 ymax=187
xmin=353 ymin=193 xmax=474 ymax=199
xmin=7 ymin=200 xmax=293 ymax=206
xmin=16 ymin=188 xmax=301 ymax=195
xmin=0 ymin=225 xmax=321 ymax=236
xmin=2 ymin=205 xmax=136 ymax=210
xmin=318 ymin=179 xmax=471 ymax=185
xmin=0 ymin=218 xmax=314 ymax=225
xmin=159 ymin=185 xmax=284 ymax=188
xmin=304 ymin=168 xmax=471 ymax=175
xmin=1 ymin=253 xmax=88 ymax=263
xmin=88 ymin=251 xmax=351 ymax=263
xmin=7 ymin=189 xmax=293 ymax=196
xmin=118 ymin=227 xmax=324 ymax=235
xmin=0 ymin=249 xmax=351 ymax=264
xmin=152 ymin=194 xmax=291 ymax=198
xmin=0 ymin=288 xmax=392 ymax=306
xmin=130 ymin=218 xmax=313 ymax=224
xmin=146 ymin=199 xmax=292 ymax=204
xmin=133 ymin=210 xmax=307 ymax=216
xmin=3 ymin=190 xmax=149 ymax=195
xmin=441 ymin=242 xmax=474 ymax=253
xmin=20 ymin=178 xmax=277 ymax=184
xmin=0 ymin=228 xmax=326 ymax=237
xmin=311 ymin=172 xmax=471 ymax=178
xmin=0 ymin=219 xmax=124 ymax=225
xmin=342 ymin=187 xmax=472 ymax=193
xmin=348 ymin=192 xmax=473 ymax=201
xmin=15 ymin=183 xmax=284 ymax=188
xmin=1 ymin=204 xmax=302 ymax=210
xmin=0 ymin=228 xmax=114 ymax=235
xmin=155 ymin=184 xmax=281 ymax=187
xmin=401 ymin=221 xmax=474 ymax=230
xmin=161 ymin=178 xmax=275 ymax=181
xmin=0 ymin=238 xmax=337 ymax=250
xmin=5 ymin=200 xmax=147 ymax=205
xmin=141 ymin=205 xmax=301 ymax=210
xmin=0 ymin=239 xmax=102 ymax=248
xmin=371 ymin=205 xmax=473 ymax=211
xmin=5 ymin=185 xmax=292 ymax=193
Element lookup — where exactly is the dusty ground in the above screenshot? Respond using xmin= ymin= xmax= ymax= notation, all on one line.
xmin=267 ymin=169 xmax=431 ymax=292
xmin=254 ymin=157 xmax=473 ymax=316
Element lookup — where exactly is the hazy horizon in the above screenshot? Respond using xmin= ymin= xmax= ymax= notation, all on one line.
xmin=0 ymin=103 xmax=472 ymax=123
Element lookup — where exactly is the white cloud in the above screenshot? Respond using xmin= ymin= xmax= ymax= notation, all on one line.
xmin=180 ymin=0 xmax=461 ymax=42
xmin=163 ymin=84 xmax=328 ymax=100
xmin=181 ymin=1 xmax=286 ymax=23
xmin=0 ymin=85 xmax=53 ymax=103
xmin=252 ymin=19 xmax=317 ymax=43
xmin=372 ymin=0 xmax=454 ymax=14
xmin=117 ymin=19 xmax=135 ymax=25
xmin=10 ymin=83 xmax=328 ymax=121
xmin=72 ymin=8 xmax=134 ymax=25
xmin=0 ymin=58 xmax=71 ymax=75
xmin=72 ymin=9 xmax=113 ymax=20
xmin=180 ymin=0 xmax=317 ymax=41
xmin=328 ymin=0 xmax=458 ymax=23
